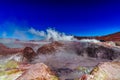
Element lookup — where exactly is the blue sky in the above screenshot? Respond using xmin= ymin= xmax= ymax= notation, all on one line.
xmin=0 ymin=0 xmax=120 ymax=40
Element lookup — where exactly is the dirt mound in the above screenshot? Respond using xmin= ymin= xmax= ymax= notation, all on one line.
xmin=37 ymin=41 xmax=63 ymax=54
xmin=80 ymin=61 xmax=120 ymax=80
xmin=23 ymin=47 xmax=36 ymax=62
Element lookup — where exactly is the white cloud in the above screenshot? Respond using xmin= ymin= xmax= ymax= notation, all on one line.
xmin=28 ymin=27 xmax=76 ymax=41
xmin=28 ymin=28 xmax=46 ymax=37
xmin=0 ymin=22 xmax=76 ymax=41
xmin=80 ymin=39 xmax=100 ymax=43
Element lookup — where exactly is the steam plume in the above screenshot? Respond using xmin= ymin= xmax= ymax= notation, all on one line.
xmin=28 ymin=28 xmax=75 ymax=41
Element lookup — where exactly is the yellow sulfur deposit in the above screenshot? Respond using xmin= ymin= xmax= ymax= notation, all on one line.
xmin=0 ymin=60 xmax=23 ymax=80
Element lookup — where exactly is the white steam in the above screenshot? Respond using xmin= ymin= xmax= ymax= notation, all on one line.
xmin=46 ymin=28 xmax=75 ymax=41
xmin=29 ymin=28 xmax=75 ymax=41
xmin=80 ymin=39 xmax=100 ymax=43
xmin=28 ymin=28 xmax=46 ymax=37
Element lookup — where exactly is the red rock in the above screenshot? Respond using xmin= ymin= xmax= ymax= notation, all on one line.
xmin=75 ymin=32 xmax=120 ymax=41
xmin=22 ymin=47 xmax=36 ymax=62
xmin=0 ymin=43 xmax=23 ymax=55
xmin=37 ymin=41 xmax=63 ymax=54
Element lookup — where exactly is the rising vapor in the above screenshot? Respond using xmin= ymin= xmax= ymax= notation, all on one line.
xmin=0 ymin=22 xmax=76 ymax=41
xmin=28 ymin=28 xmax=46 ymax=37
xmin=28 ymin=28 xmax=76 ymax=41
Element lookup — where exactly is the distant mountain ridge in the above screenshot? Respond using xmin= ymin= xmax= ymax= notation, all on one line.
xmin=75 ymin=32 xmax=120 ymax=41
xmin=0 ymin=32 xmax=120 ymax=41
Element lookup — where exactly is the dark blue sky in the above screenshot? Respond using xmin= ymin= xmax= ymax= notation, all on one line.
xmin=0 ymin=0 xmax=120 ymax=39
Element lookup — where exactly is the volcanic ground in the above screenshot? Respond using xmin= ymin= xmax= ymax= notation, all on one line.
xmin=0 ymin=38 xmax=120 ymax=80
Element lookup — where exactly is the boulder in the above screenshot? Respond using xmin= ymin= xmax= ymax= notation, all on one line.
xmin=80 ymin=61 xmax=120 ymax=80
xmin=17 ymin=63 xmax=59 ymax=80
xmin=23 ymin=47 xmax=36 ymax=62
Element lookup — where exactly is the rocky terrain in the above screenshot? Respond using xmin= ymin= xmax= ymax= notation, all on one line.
xmin=0 ymin=36 xmax=120 ymax=80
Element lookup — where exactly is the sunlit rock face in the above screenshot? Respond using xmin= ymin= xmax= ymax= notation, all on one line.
xmin=17 ymin=63 xmax=59 ymax=80
xmin=80 ymin=61 xmax=120 ymax=80
xmin=0 ymin=60 xmax=58 ymax=80
xmin=37 ymin=41 xmax=63 ymax=54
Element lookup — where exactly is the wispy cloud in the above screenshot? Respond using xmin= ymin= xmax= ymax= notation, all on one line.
xmin=12 ymin=30 xmax=28 ymax=40
xmin=28 ymin=28 xmax=46 ymax=37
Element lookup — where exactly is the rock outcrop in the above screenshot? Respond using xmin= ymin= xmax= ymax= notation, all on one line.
xmin=75 ymin=42 xmax=120 ymax=60
xmin=37 ymin=41 xmax=63 ymax=54
xmin=17 ymin=63 xmax=59 ymax=80
xmin=0 ymin=60 xmax=58 ymax=80
xmin=80 ymin=61 xmax=120 ymax=80
xmin=23 ymin=47 xmax=36 ymax=62
xmin=86 ymin=44 xmax=119 ymax=60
